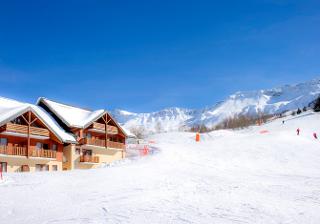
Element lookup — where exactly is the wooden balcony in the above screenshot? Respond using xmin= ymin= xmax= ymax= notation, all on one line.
xmin=90 ymin=122 xmax=118 ymax=135
xmin=0 ymin=145 xmax=27 ymax=156
xmin=80 ymin=155 xmax=100 ymax=163
xmin=4 ymin=123 xmax=49 ymax=137
xmin=82 ymin=138 xmax=125 ymax=150
xmin=30 ymin=147 xmax=56 ymax=159
xmin=107 ymin=141 xmax=125 ymax=150
xmin=0 ymin=145 xmax=56 ymax=159
xmin=83 ymin=138 xmax=106 ymax=147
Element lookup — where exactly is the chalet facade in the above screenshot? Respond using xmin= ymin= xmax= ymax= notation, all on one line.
xmin=37 ymin=98 xmax=127 ymax=170
xmin=0 ymin=97 xmax=76 ymax=172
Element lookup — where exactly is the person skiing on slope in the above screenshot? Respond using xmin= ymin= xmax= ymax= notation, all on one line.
xmin=313 ymin=133 xmax=318 ymax=140
xmin=282 ymin=120 xmax=285 ymax=124
xmin=296 ymin=128 xmax=300 ymax=136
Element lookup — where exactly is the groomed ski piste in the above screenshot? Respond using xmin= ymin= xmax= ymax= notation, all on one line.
xmin=0 ymin=112 xmax=320 ymax=224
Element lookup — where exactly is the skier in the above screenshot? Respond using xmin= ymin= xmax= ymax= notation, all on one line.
xmin=313 ymin=133 xmax=318 ymax=140
xmin=296 ymin=128 xmax=300 ymax=136
xmin=282 ymin=120 xmax=285 ymax=124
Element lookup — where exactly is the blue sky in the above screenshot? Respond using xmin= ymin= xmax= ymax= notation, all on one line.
xmin=0 ymin=0 xmax=319 ymax=112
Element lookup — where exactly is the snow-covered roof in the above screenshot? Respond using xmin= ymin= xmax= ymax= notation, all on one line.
xmin=37 ymin=98 xmax=105 ymax=129
xmin=0 ymin=97 xmax=77 ymax=143
xmin=121 ymin=126 xmax=136 ymax=138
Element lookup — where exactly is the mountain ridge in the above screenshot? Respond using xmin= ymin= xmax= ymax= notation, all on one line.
xmin=112 ymin=78 xmax=320 ymax=133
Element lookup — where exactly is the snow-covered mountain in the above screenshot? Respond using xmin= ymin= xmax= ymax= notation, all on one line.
xmin=112 ymin=79 xmax=320 ymax=133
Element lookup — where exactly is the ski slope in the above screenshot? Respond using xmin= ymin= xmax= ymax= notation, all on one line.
xmin=0 ymin=112 xmax=320 ymax=224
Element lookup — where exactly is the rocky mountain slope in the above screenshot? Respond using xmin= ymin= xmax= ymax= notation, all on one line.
xmin=112 ymin=79 xmax=320 ymax=133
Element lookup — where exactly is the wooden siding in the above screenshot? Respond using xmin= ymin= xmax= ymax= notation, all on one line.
xmin=5 ymin=123 xmax=50 ymax=137
xmin=91 ymin=122 xmax=118 ymax=134
xmin=83 ymin=138 xmax=125 ymax=149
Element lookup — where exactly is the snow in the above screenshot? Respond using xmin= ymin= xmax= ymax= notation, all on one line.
xmin=1 ymin=111 xmax=320 ymax=223
xmin=38 ymin=98 xmax=105 ymax=128
xmin=113 ymin=79 xmax=320 ymax=132
xmin=0 ymin=97 xmax=76 ymax=143
xmin=121 ymin=126 xmax=137 ymax=138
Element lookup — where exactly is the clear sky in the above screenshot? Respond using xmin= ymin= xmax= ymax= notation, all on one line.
xmin=0 ymin=1 xmax=319 ymax=112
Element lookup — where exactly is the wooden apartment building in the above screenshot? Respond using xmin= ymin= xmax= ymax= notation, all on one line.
xmin=0 ymin=97 xmax=76 ymax=172
xmin=37 ymin=98 xmax=127 ymax=170
xmin=0 ymin=97 xmax=127 ymax=173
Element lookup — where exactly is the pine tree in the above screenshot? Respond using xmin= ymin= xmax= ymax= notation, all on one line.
xmin=302 ymin=106 xmax=307 ymax=112
xmin=314 ymin=96 xmax=320 ymax=112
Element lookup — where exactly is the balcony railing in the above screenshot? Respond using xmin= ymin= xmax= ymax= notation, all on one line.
xmin=80 ymin=155 xmax=99 ymax=163
xmin=83 ymin=138 xmax=106 ymax=147
xmin=30 ymin=147 xmax=56 ymax=159
xmin=90 ymin=122 xmax=118 ymax=135
xmin=107 ymin=141 xmax=125 ymax=150
xmin=83 ymin=138 xmax=125 ymax=150
xmin=0 ymin=145 xmax=27 ymax=156
xmin=0 ymin=145 xmax=56 ymax=159
xmin=4 ymin=123 xmax=50 ymax=137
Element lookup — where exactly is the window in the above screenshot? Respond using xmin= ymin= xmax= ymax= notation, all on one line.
xmin=21 ymin=165 xmax=30 ymax=172
xmin=36 ymin=142 xmax=43 ymax=150
xmin=87 ymin=132 xmax=92 ymax=138
xmin=52 ymin=144 xmax=57 ymax=151
xmin=36 ymin=164 xmax=49 ymax=172
xmin=75 ymin=148 xmax=80 ymax=155
xmin=83 ymin=149 xmax=92 ymax=156
xmin=0 ymin=138 xmax=7 ymax=146
xmin=52 ymin=165 xmax=58 ymax=171
xmin=43 ymin=144 xmax=49 ymax=150
xmin=35 ymin=164 xmax=41 ymax=171
xmin=42 ymin=165 xmax=49 ymax=171
xmin=0 ymin=162 xmax=7 ymax=173
xmin=12 ymin=118 xmax=22 ymax=124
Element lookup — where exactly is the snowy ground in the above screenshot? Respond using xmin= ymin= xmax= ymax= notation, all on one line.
xmin=1 ymin=112 xmax=320 ymax=224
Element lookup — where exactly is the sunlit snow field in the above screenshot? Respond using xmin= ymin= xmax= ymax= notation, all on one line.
xmin=1 ymin=112 xmax=320 ymax=224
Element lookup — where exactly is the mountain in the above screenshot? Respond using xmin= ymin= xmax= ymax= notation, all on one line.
xmin=112 ymin=79 xmax=320 ymax=134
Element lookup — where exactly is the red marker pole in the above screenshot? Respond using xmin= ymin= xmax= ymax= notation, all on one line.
xmin=0 ymin=164 xmax=2 ymax=180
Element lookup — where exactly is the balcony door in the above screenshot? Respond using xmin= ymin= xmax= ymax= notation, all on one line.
xmin=36 ymin=142 xmax=43 ymax=150
xmin=0 ymin=138 xmax=7 ymax=146
xmin=0 ymin=162 xmax=7 ymax=173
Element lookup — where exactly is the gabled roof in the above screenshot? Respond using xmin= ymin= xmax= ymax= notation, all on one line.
xmin=37 ymin=98 xmax=105 ymax=129
xmin=0 ymin=97 xmax=77 ymax=143
xmin=37 ymin=97 xmax=128 ymax=137
xmin=120 ymin=126 xmax=136 ymax=138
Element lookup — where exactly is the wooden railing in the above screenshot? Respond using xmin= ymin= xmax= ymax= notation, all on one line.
xmin=30 ymin=148 xmax=56 ymax=159
xmin=91 ymin=122 xmax=118 ymax=134
xmin=83 ymin=138 xmax=125 ymax=149
xmin=0 ymin=145 xmax=56 ymax=159
xmin=84 ymin=138 xmax=106 ymax=147
xmin=0 ymin=145 xmax=27 ymax=156
xmin=107 ymin=141 xmax=125 ymax=150
xmin=80 ymin=155 xmax=99 ymax=163
xmin=5 ymin=123 xmax=50 ymax=137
